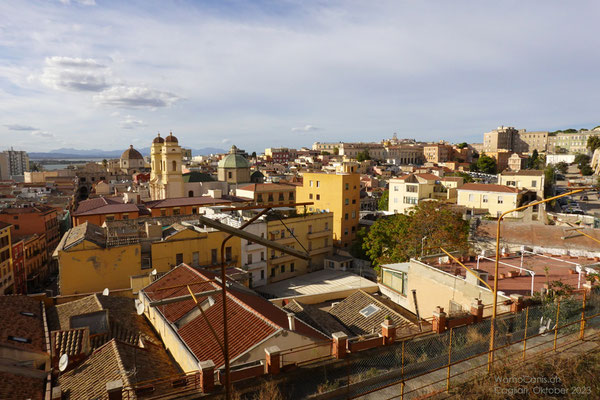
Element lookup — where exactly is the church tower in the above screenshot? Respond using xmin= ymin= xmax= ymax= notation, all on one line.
xmin=150 ymin=132 xmax=184 ymax=200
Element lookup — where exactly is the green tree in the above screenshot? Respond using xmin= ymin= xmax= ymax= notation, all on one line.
xmin=363 ymin=201 xmax=469 ymax=266
xmin=350 ymin=227 xmax=369 ymax=260
xmin=555 ymin=162 xmax=568 ymax=175
xmin=476 ymin=154 xmax=497 ymax=174
xmin=378 ymin=190 xmax=389 ymax=211
xmin=587 ymin=136 xmax=600 ymax=152
xmin=574 ymin=154 xmax=590 ymax=167
xmin=333 ymin=147 xmax=339 ymax=155
xmin=469 ymin=162 xmax=479 ymax=172
xmin=321 ymin=151 xmax=330 ymax=156
xmin=456 ymin=142 xmax=468 ymax=149
xmin=580 ymin=164 xmax=594 ymax=176
xmin=527 ymin=149 xmax=539 ymax=169
xmin=102 ymin=159 xmax=108 ymax=169
xmin=251 ymin=151 xmax=257 ymax=158
xmin=448 ymin=171 xmax=474 ymax=183
xmin=356 ymin=150 xmax=371 ymax=162
xmin=544 ymin=165 xmax=556 ymax=198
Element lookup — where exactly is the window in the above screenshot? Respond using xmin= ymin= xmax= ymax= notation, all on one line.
xmin=309 ymin=194 xmax=313 ymax=199
xmin=211 ymin=249 xmax=218 ymax=264
xmin=261 ymin=270 xmax=265 ymax=280
xmin=406 ymin=185 xmax=418 ymax=193
xmin=308 ymin=225 xmax=312 ymax=233
xmin=468 ymin=194 xmax=474 ymax=202
xmin=225 ymin=246 xmax=232 ymax=262
xmin=316 ymin=194 xmax=320 ymax=200
xmin=497 ymin=196 xmax=503 ymax=204
xmin=531 ymin=180 xmax=537 ymax=187
xmin=345 ymin=183 xmax=349 ymax=190
xmin=352 ymin=199 xmax=356 ymax=204
xmin=192 ymin=207 xmax=197 ymax=214
xmin=482 ymin=195 xmax=488 ymax=203
xmin=344 ymin=228 xmax=349 ymax=236
xmin=279 ymin=193 xmax=284 ymax=201
xmin=176 ymin=253 xmax=183 ymax=265
xmin=281 ymin=264 xmax=285 ymax=273
xmin=271 ymin=268 xmax=276 ymax=277
xmin=188 ymin=190 xmax=194 ymax=197
xmin=261 ymin=251 xmax=265 ymax=261
xmin=345 ymin=198 xmax=349 ymax=205
xmin=14 ymin=224 xmax=20 ymax=230
xmin=247 ymin=254 xmax=253 ymax=264
xmin=345 ymin=213 xmax=348 ymax=220
xmin=359 ymin=304 xmax=381 ymax=318
xmin=325 ymin=222 xmax=329 ymax=230
xmin=403 ymin=197 xmax=417 ymax=205
xmin=289 ymin=192 xmax=294 ymax=200
xmin=268 ymin=194 xmax=274 ymax=202
xmin=316 ymin=181 xmax=320 ymax=187
xmin=172 ymin=160 xmax=177 ymax=172
xmin=228 ymin=171 xmax=232 ymax=179
xmin=160 ymin=209 xmax=167 ymax=216
xmin=309 ymin=180 xmax=313 ymax=187
xmin=393 ymin=185 xmax=399 ymax=192
xmin=352 ymin=211 xmax=356 ymax=219
xmin=257 ymin=194 xmax=263 ymax=202
xmin=173 ymin=208 xmax=180 ymax=215
xmin=324 ymin=238 xmax=329 ymax=247
xmin=280 ymin=231 xmax=285 ymax=239
xmin=290 ymin=263 xmax=295 ymax=272
xmin=382 ymin=269 xmax=408 ymax=295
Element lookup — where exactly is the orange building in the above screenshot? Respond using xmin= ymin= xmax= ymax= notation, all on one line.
xmin=72 ymin=196 xmax=140 ymax=226
xmin=0 ymin=205 xmax=60 ymax=261
xmin=11 ymin=239 xmax=25 ymax=294
xmin=22 ymin=234 xmax=47 ymax=292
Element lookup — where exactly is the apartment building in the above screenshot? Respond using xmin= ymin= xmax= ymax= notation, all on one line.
xmin=266 ymin=212 xmax=333 ymax=284
xmin=497 ymin=170 xmax=545 ymax=199
xmin=235 ymin=183 xmax=296 ymax=206
xmin=457 ymin=183 xmax=537 ymax=218
xmin=483 ymin=126 xmax=548 ymax=154
xmin=0 ymin=222 xmax=13 ymax=294
xmin=23 ymin=233 xmax=47 ymax=293
xmin=423 ymin=143 xmax=453 ymax=163
xmin=265 ymin=147 xmax=298 ymax=163
xmin=0 ymin=148 xmax=29 ymax=180
xmin=296 ymin=166 xmax=360 ymax=247
xmin=54 ymin=220 xmax=242 ymax=295
xmin=388 ymin=174 xmax=464 ymax=214
xmin=11 ymin=239 xmax=25 ymax=294
xmin=547 ymin=130 xmax=600 ymax=154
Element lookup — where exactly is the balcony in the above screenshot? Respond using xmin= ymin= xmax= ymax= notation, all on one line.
xmin=246 ymin=242 xmax=266 ymax=252
xmin=309 ymin=246 xmax=333 ymax=256
xmin=243 ymin=260 xmax=267 ymax=271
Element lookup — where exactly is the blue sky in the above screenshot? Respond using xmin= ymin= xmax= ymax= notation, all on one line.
xmin=1 ymin=0 xmax=600 ymax=153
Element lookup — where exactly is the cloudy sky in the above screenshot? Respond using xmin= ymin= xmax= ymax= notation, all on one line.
xmin=1 ymin=0 xmax=600 ymax=153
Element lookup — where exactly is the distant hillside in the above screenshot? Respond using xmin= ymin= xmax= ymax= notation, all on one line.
xmin=29 ymin=147 xmax=226 ymax=159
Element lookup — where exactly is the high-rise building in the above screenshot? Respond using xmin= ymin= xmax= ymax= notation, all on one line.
xmin=296 ymin=163 xmax=360 ymax=248
xmin=0 ymin=148 xmax=29 ymax=180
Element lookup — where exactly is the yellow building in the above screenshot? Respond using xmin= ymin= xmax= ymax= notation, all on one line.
xmin=497 ymin=170 xmax=545 ymax=199
xmin=266 ymin=212 xmax=333 ymax=283
xmin=296 ymin=167 xmax=360 ymax=248
xmin=150 ymin=132 xmax=185 ymax=200
xmin=150 ymin=223 xmax=241 ymax=270
xmin=456 ymin=183 xmax=531 ymax=218
xmin=388 ymin=173 xmax=463 ymax=214
xmin=55 ymin=221 xmax=242 ymax=295
xmin=0 ymin=222 xmax=13 ymax=295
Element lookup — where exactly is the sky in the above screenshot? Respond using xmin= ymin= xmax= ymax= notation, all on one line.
xmin=2 ymin=0 xmax=600 ymax=153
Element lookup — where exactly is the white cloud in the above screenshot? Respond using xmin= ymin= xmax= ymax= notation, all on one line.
xmin=291 ymin=125 xmax=318 ymax=132
xmin=5 ymin=124 xmax=39 ymax=131
xmin=221 ymin=138 xmax=231 ymax=144
xmin=31 ymin=130 xmax=54 ymax=138
xmin=40 ymin=56 xmax=110 ymax=92
xmin=94 ymin=86 xmax=179 ymax=109
xmin=59 ymin=0 xmax=96 ymax=5
xmin=120 ymin=115 xmax=147 ymax=129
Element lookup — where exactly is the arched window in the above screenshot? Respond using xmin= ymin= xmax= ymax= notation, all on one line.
xmin=188 ymin=190 xmax=194 ymax=197
xmin=172 ymin=160 xmax=177 ymax=172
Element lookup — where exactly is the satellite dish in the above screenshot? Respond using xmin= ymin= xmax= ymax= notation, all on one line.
xmin=58 ymin=354 xmax=69 ymax=372
xmin=102 ymin=288 xmax=110 ymax=296
xmin=136 ymin=302 xmax=144 ymax=315
xmin=151 ymin=269 xmax=157 ymax=276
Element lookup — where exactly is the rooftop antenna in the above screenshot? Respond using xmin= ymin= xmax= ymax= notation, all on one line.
xmin=58 ymin=353 xmax=69 ymax=372
xmin=102 ymin=288 xmax=110 ymax=296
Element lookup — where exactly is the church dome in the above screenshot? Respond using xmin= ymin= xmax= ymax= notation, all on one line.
xmin=218 ymin=145 xmax=250 ymax=169
xmin=121 ymin=145 xmax=143 ymax=160
xmin=165 ymin=131 xmax=178 ymax=143
xmin=153 ymin=133 xmax=164 ymax=144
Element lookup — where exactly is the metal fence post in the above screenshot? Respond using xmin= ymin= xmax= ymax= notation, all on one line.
xmin=446 ymin=328 xmax=453 ymax=391
xmin=580 ymin=292 xmax=587 ymax=340
xmin=401 ymin=340 xmax=405 ymax=380
xmin=553 ymin=298 xmax=561 ymax=351
xmin=522 ymin=307 xmax=529 ymax=361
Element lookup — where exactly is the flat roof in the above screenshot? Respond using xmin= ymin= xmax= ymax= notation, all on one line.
xmin=257 ymin=269 xmax=378 ymax=298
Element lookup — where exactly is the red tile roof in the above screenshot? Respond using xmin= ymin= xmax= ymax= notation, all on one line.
xmin=144 ymin=196 xmax=237 ymax=209
xmin=143 ymin=265 xmax=326 ymax=368
xmin=73 ymin=196 xmax=138 ymax=216
xmin=415 ymin=173 xmax=440 ymax=181
xmin=458 ymin=183 xmax=521 ymax=193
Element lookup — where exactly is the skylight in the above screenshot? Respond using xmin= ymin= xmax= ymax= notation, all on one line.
xmin=359 ymin=304 xmax=381 ymax=318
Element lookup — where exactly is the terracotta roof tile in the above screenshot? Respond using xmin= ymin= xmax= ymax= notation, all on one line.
xmin=144 ymin=196 xmax=237 ymax=209
xmin=0 ymin=295 xmax=46 ymax=354
xmin=458 ymin=183 xmax=521 ymax=194
xmin=73 ymin=196 xmax=138 ymax=216
xmin=143 ymin=265 xmax=327 ymax=368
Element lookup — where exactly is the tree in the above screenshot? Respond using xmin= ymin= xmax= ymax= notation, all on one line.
xmin=356 ymin=150 xmax=371 ymax=162
xmin=580 ymin=164 xmax=594 ymax=176
xmin=333 ymin=147 xmax=339 ymax=155
xmin=102 ymin=159 xmax=108 ymax=169
xmin=587 ymin=136 xmax=600 ymax=152
xmin=527 ymin=149 xmax=540 ymax=169
xmin=362 ymin=201 xmax=469 ymax=266
xmin=574 ymin=154 xmax=590 ymax=167
xmin=544 ymin=165 xmax=556 ymax=198
xmin=555 ymin=162 xmax=568 ymax=175
xmin=350 ymin=227 xmax=369 ymax=260
xmin=251 ymin=151 xmax=257 ymax=158
xmin=448 ymin=171 xmax=474 ymax=183
xmin=476 ymin=154 xmax=497 ymax=174
xmin=456 ymin=142 xmax=468 ymax=149
xmin=321 ymin=151 xmax=330 ymax=156
xmin=469 ymin=162 xmax=479 ymax=172
xmin=378 ymin=190 xmax=389 ymax=211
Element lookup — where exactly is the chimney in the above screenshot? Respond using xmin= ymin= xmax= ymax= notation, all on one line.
xmin=286 ymin=312 xmax=295 ymax=331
